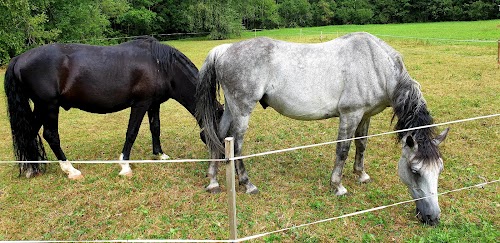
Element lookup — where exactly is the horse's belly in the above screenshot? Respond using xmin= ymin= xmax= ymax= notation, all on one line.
xmin=265 ymin=95 xmax=339 ymax=120
xmin=62 ymin=99 xmax=130 ymax=114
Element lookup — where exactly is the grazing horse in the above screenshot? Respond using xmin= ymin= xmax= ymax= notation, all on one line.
xmin=196 ymin=32 xmax=449 ymax=225
xmin=4 ymin=37 xmax=205 ymax=179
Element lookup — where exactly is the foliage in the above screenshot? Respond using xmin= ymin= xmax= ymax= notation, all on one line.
xmin=238 ymin=0 xmax=280 ymax=29
xmin=188 ymin=0 xmax=242 ymax=40
xmin=49 ymin=0 xmax=111 ymax=43
xmin=278 ymin=0 xmax=313 ymax=27
xmin=0 ymin=0 xmax=59 ymax=65
xmin=335 ymin=0 xmax=374 ymax=25
xmin=1 ymin=0 xmax=500 ymax=65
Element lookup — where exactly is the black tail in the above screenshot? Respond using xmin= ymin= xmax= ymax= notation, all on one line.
xmin=4 ymin=56 xmax=47 ymax=177
xmin=195 ymin=47 xmax=226 ymax=155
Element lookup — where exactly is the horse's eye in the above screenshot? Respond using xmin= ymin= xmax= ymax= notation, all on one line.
xmin=411 ymin=169 xmax=419 ymax=175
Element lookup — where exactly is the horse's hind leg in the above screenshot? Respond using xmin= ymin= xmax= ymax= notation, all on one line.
xmin=330 ymin=112 xmax=363 ymax=196
xmin=41 ymin=104 xmax=82 ymax=179
xmin=148 ymin=104 xmax=169 ymax=160
xmin=22 ymin=106 xmax=45 ymax=178
xmin=206 ymin=155 xmax=223 ymax=193
xmin=119 ymin=104 xmax=150 ymax=177
xmin=230 ymin=114 xmax=258 ymax=194
xmin=206 ymin=108 xmax=231 ymax=193
xmin=353 ymin=118 xmax=371 ymax=183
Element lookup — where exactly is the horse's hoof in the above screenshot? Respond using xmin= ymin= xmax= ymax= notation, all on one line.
xmin=119 ymin=171 xmax=133 ymax=178
xmin=246 ymin=187 xmax=259 ymax=194
xmin=206 ymin=186 xmax=222 ymax=194
xmin=333 ymin=185 xmax=348 ymax=196
xmin=244 ymin=183 xmax=259 ymax=194
xmin=25 ymin=171 xmax=42 ymax=178
xmin=358 ymin=173 xmax=371 ymax=183
xmin=68 ymin=173 xmax=84 ymax=180
xmin=160 ymin=154 xmax=170 ymax=160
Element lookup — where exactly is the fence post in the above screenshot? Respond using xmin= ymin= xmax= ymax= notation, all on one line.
xmin=225 ymin=137 xmax=238 ymax=241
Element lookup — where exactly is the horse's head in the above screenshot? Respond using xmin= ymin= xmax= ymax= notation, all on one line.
xmin=397 ymin=128 xmax=449 ymax=226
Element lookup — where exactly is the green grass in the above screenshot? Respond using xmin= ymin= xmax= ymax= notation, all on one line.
xmin=0 ymin=20 xmax=499 ymax=242
xmin=240 ymin=20 xmax=500 ymax=42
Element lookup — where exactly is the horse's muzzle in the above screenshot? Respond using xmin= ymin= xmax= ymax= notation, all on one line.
xmin=416 ymin=208 xmax=440 ymax=226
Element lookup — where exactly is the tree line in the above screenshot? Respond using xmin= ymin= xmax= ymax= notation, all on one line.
xmin=1 ymin=0 xmax=499 ymax=65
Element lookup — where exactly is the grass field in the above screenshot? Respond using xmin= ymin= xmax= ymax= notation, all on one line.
xmin=0 ymin=20 xmax=499 ymax=242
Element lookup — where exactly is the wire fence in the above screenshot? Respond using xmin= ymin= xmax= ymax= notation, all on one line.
xmin=0 ymin=113 xmax=498 ymax=242
xmin=295 ymin=29 xmax=498 ymax=44
xmin=0 ymin=113 xmax=497 ymax=165
xmin=62 ymin=29 xmax=499 ymax=45
xmin=2 ymin=180 xmax=498 ymax=243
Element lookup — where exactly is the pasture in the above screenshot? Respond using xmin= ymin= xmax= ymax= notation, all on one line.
xmin=0 ymin=21 xmax=499 ymax=242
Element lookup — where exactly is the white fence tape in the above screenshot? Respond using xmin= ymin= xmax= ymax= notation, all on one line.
xmin=0 ymin=113 xmax=497 ymax=164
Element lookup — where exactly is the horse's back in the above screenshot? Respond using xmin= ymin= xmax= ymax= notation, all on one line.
xmin=14 ymin=41 xmax=163 ymax=113
xmin=215 ymin=33 xmax=401 ymax=120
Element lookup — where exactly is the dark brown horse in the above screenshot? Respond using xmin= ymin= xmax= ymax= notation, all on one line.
xmin=4 ymin=37 xmax=208 ymax=179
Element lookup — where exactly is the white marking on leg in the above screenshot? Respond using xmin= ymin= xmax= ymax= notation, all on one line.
xmin=331 ymin=173 xmax=347 ymax=196
xmin=25 ymin=167 xmax=34 ymax=178
xmin=118 ymin=153 xmax=132 ymax=177
xmin=59 ymin=161 xmax=83 ymax=180
xmin=245 ymin=183 xmax=259 ymax=194
xmin=206 ymin=181 xmax=221 ymax=192
xmin=160 ymin=153 xmax=170 ymax=160
xmin=335 ymin=184 xmax=348 ymax=196
xmin=358 ymin=171 xmax=371 ymax=183
xmin=206 ymin=162 xmax=221 ymax=193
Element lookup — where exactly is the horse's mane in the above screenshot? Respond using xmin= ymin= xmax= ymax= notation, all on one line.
xmin=391 ymin=70 xmax=441 ymax=162
xmin=132 ymin=36 xmax=198 ymax=83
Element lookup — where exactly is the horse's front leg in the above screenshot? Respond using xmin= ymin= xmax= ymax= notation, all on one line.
xmin=148 ymin=104 xmax=169 ymax=160
xmin=119 ymin=105 xmax=149 ymax=177
xmin=353 ymin=118 xmax=371 ymax=183
xmin=330 ymin=113 xmax=362 ymax=196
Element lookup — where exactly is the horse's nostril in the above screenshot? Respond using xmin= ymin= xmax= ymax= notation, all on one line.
xmin=422 ymin=215 xmax=440 ymax=226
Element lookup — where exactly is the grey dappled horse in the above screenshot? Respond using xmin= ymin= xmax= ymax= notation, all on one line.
xmin=196 ymin=32 xmax=449 ymax=225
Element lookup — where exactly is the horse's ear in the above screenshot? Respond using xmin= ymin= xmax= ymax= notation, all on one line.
xmin=433 ymin=127 xmax=450 ymax=146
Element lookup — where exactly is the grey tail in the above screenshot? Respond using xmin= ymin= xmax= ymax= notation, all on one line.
xmin=195 ymin=50 xmax=225 ymax=155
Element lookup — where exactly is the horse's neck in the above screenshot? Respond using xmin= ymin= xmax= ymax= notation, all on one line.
xmin=170 ymin=66 xmax=198 ymax=117
xmin=391 ymin=73 xmax=434 ymax=138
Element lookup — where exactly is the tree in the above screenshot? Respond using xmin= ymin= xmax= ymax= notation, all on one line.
xmin=311 ymin=0 xmax=336 ymax=26
xmin=110 ymin=0 xmax=161 ymax=36
xmin=335 ymin=0 xmax=374 ymax=25
xmin=0 ymin=0 xmax=59 ymax=65
xmin=467 ymin=1 xmax=493 ymax=20
xmin=278 ymin=0 xmax=313 ymax=27
xmin=238 ymin=0 xmax=280 ymax=30
xmin=188 ymin=0 xmax=241 ymax=40
xmin=156 ymin=0 xmax=195 ymax=33
xmin=371 ymin=0 xmax=409 ymax=24
xmin=48 ymin=0 xmax=111 ymax=43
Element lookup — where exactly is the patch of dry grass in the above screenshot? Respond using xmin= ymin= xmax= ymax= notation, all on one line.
xmin=0 ymin=25 xmax=498 ymax=242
